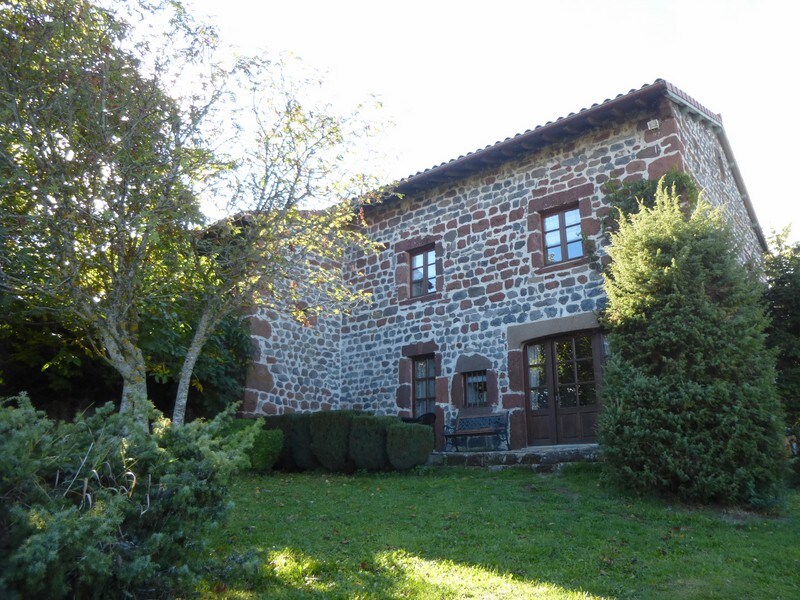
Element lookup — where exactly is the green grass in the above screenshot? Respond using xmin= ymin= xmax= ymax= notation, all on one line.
xmin=200 ymin=465 xmax=800 ymax=599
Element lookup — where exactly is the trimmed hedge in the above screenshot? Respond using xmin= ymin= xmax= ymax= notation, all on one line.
xmin=264 ymin=411 xmax=434 ymax=473
xmin=349 ymin=415 xmax=397 ymax=471
xmin=310 ymin=410 xmax=358 ymax=473
xmin=386 ymin=422 xmax=434 ymax=471
xmin=227 ymin=419 xmax=283 ymax=473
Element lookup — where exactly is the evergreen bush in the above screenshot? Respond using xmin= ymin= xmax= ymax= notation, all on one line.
xmin=349 ymin=415 xmax=397 ymax=471
xmin=262 ymin=414 xmax=296 ymax=471
xmin=598 ymin=182 xmax=785 ymax=507
xmin=227 ymin=418 xmax=283 ymax=473
xmin=386 ymin=422 xmax=434 ymax=471
xmin=288 ymin=413 xmax=318 ymax=471
xmin=310 ymin=410 xmax=357 ymax=473
xmin=0 ymin=394 xmax=254 ymax=598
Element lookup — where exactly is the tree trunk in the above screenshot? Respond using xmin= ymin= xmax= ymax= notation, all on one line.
xmin=172 ymin=308 xmax=214 ymax=427
xmin=100 ymin=326 xmax=151 ymax=430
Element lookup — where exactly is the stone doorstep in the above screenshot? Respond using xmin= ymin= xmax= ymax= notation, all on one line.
xmin=427 ymin=443 xmax=600 ymax=471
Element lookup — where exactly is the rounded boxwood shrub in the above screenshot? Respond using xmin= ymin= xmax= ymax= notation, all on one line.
xmin=287 ymin=413 xmax=318 ymax=471
xmin=386 ymin=422 xmax=434 ymax=471
xmin=310 ymin=410 xmax=358 ymax=473
xmin=599 ymin=182 xmax=785 ymax=507
xmin=226 ymin=418 xmax=283 ymax=473
xmin=349 ymin=415 xmax=398 ymax=471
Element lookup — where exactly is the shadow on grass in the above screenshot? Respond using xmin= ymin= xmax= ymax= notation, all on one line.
xmin=200 ymin=465 xmax=800 ymax=599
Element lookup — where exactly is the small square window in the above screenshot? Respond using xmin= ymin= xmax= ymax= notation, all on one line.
xmin=464 ymin=370 xmax=488 ymax=407
xmin=410 ymin=246 xmax=436 ymax=297
xmin=544 ymin=207 xmax=583 ymax=264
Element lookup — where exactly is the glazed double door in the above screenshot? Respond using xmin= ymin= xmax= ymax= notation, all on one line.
xmin=524 ymin=332 xmax=603 ymax=445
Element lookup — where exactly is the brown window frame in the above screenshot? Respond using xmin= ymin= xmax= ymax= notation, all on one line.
xmin=543 ymin=206 xmax=583 ymax=265
xmin=409 ymin=244 xmax=437 ymax=298
xmin=412 ymin=354 xmax=437 ymax=417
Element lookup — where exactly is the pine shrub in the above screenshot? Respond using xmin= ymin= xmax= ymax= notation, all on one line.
xmin=0 ymin=394 xmax=254 ymax=598
xmin=386 ymin=422 xmax=434 ymax=471
xmin=349 ymin=415 xmax=397 ymax=471
xmin=598 ymin=182 xmax=785 ymax=507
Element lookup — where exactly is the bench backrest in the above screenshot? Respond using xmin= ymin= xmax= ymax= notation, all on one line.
xmin=454 ymin=410 xmax=507 ymax=434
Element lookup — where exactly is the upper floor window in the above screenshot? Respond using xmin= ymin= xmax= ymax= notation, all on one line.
xmin=411 ymin=246 xmax=436 ymax=297
xmin=464 ymin=370 xmax=488 ymax=407
xmin=544 ymin=207 xmax=582 ymax=264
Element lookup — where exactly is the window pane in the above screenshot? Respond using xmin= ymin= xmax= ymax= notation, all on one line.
xmin=544 ymin=214 xmax=560 ymax=231
xmin=415 ymin=399 xmax=427 ymax=415
xmin=426 ymin=262 xmax=436 ymax=282
xmin=531 ymin=388 xmax=548 ymax=410
xmin=567 ymin=241 xmax=582 ymax=259
xmin=559 ymin=386 xmax=577 ymax=407
xmin=556 ymin=339 xmax=574 ymax=363
xmin=412 ymin=280 xmax=426 ymax=297
xmin=575 ymin=335 xmax=592 ymax=359
xmin=545 ymin=230 xmax=562 ymax=247
xmin=576 ymin=358 xmax=594 ymax=382
xmin=528 ymin=365 xmax=545 ymax=388
xmin=565 ymin=224 xmax=582 ymax=242
xmin=426 ymin=358 xmax=436 ymax=378
xmin=425 ymin=249 xmax=435 ymax=263
xmin=465 ymin=371 xmax=487 ymax=406
xmin=547 ymin=247 xmax=562 ymax=263
xmin=579 ymin=384 xmax=597 ymax=406
xmin=412 ymin=267 xmax=424 ymax=282
xmin=412 ymin=253 xmax=423 ymax=268
xmin=414 ymin=359 xmax=426 ymax=379
xmin=564 ymin=208 xmax=581 ymax=226
xmin=427 ymin=379 xmax=436 ymax=399
xmin=527 ymin=343 xmax=545 ymax=366
xmin=415 ymin=381 xmax=426 ymax=399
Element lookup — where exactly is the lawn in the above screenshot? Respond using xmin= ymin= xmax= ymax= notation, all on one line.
xmin=200 ymin=465 xmax=800 ymax=599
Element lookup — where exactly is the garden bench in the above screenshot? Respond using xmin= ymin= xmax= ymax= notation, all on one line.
xmin=443 ymin=408 xmax=509 ymax=451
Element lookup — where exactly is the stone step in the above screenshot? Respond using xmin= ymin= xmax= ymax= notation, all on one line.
xmin=427 ymin=444 xmax=600 ymax=472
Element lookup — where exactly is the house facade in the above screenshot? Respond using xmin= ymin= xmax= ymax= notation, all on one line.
xmin=241 ymin=79 xmax=766 ymax=450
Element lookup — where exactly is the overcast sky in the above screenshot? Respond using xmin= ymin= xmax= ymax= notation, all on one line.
xmin=187 ymin=0 xmax=800 ymax=242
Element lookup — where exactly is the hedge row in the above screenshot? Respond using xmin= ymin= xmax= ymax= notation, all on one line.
xmin=256 ymin=410 xmax=433 ymax=473
xmin=225 ymin=419 xmax=284 ymax=473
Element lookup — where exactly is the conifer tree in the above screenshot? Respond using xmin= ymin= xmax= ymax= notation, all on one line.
xmin=598 ymin=182 xmax=785 ymax=506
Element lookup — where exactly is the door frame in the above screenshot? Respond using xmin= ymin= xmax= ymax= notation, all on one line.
xmin=523 ymin=329 xmax=604 ymax=446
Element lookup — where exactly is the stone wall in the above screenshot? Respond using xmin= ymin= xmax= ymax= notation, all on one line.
xmin=337 ymin=100 xmax=691 ymax=448
xmin=241 ymin=305 xmax=342 ymax=416
xmin=242 ymin=96 xmax=765 ymax=448
xmin=671 ymin=104 xmax=764 ymax=261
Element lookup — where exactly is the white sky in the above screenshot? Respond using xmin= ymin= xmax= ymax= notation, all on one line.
xmin=187 ymin=0 xmax=800 ymax=242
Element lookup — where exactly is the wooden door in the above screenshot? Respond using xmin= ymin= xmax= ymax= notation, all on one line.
xmin=524 ymin=332 xmax=602 ymax=445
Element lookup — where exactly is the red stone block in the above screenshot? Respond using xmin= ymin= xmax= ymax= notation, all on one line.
xmin=249 ymin=317 xmax=272 ymax=339
xmin=502 ymin=392 xmax=525 ymax=409
xmin=489 ymin=292 xmax=505 ymax=302
xmin=648 ymin=154 xmax=684 ymax=178
xmin=472 ymin=219 xmax=489 ymax=233
xmin=507 ymin=350 xmax=524 ymax=391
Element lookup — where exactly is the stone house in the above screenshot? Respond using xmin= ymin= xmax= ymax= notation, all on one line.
xmin=241 ymin=79 xmax=766 ymax=450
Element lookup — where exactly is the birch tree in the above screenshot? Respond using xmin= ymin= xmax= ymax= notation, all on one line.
xmin=0 ymin=0 xmax=221 ymax=426
xmin=0 ymin=1 xmax=384 ymax=426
